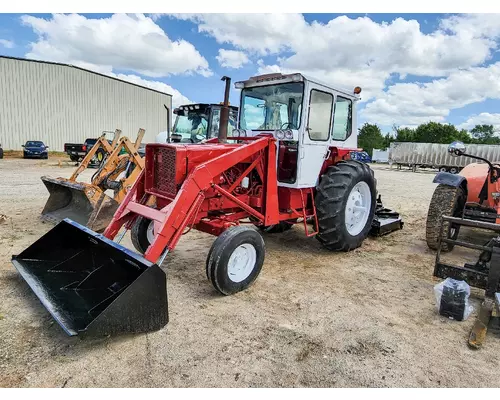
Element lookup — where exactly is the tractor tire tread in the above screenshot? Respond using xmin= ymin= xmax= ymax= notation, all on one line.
xmin=425 ymin=184 xmax=465 ymax=252
xmin=315 ymin=160 xmax=376 ymax=252
xmin=206 ymin=225 xmax=265 ymax=295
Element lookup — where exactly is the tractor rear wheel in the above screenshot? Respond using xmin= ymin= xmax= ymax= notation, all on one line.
xmin=315 ymin=161 xmax=377 ymax=251
xmin=206 ymin=226 xmax=265 ymax=295
xmin=426 ymin=184 xmax=466 ymax=251
xmin=131 ymin=216 xmax=155 ymax=254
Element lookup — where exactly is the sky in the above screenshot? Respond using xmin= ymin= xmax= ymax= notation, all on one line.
xmin=1 ymin=12 xmax=500 ymax=134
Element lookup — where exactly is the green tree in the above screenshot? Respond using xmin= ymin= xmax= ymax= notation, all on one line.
xmin=382 ymin=132 xmax=395 ymax=148
xmin=413 ymin=122 xmax=461 ymax=144
xmin=392 ymin=126 xmax=415 ymax=142
xmin=455 ymin=129 xmax=474 ymax=144
xmin=358 ymin=123 xmax=384 ymax=157
xmin=470 ymin=124 xmax=499 ymax=144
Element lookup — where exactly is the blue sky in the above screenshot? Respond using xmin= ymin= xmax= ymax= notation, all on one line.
xmin=1 ymin=13 xmax=500 ymax=134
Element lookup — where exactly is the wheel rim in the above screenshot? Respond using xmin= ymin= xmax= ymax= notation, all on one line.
xmin=440 ymin=167 xmax=447 ymax=172
xmin=146 ymin=220 xmax=155 ymax=244
xmin=227 ymin=244 xmax=257 ymax=283
xmin=345 ymin=181 xmax=371 ymax=236
xmin=450 ymin=168 xmax=457 ymax=174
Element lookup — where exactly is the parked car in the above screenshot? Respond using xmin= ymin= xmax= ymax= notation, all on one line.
xmin=0 ymin=143 xmax=3 ymax=159
xmin=64 ymin=137 xmax=113 ymax=164
xmin=22 ymin=140 xmax=49 ymax=159
xmin=64 ymin=141 xmax=87 ymax=162
xmin=350 ymin=150 xmax=372 ymax=163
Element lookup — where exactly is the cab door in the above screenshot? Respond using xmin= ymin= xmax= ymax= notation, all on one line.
xmin=297 ymin=85 xmax=335 ymax=187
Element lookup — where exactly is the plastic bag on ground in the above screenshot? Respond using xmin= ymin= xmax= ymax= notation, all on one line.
xmin=434 ymin=278 xmax=473 ymax=321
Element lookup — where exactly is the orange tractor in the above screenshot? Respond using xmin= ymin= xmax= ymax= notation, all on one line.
xmin=426 ymin=141 xmax=500 ymax=349
xmin=12 ymin=73 xmax=403 ymax=337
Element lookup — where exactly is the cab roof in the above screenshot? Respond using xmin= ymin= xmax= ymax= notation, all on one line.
xmin=235 ymin=72 xmax=360 ymax=101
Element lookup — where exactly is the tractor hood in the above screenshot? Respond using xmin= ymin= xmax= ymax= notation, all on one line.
xmin=144 ymin=143 xmax=241 ymax=200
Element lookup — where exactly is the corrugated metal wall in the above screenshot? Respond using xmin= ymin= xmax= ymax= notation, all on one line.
xmin=0 ymin=57 xmax=172 ymax=151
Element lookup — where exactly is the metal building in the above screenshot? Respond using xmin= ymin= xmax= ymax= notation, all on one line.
xmin=0 ymin=56 xmax=172 ymax=151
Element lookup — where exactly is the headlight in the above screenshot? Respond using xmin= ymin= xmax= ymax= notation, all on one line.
xmin=284 ymin=129 xmax=293 ymax=139
xmin=275 ymin=130 xmax=285 ymax=140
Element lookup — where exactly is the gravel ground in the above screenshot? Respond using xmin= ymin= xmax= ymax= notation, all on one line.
xmin=1 ymin=158 xmax=500 ymax=388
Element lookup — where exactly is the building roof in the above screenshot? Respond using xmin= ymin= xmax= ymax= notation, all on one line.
xmin=0 ymin=55 xmax=173 ymax=98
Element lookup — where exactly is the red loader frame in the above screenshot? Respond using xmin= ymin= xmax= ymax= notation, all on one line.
xmin=103 ymin=135 xmax=319 ymax=263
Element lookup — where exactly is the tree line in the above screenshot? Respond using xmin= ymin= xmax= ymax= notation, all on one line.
xmin=358 ymin=122 xmax=500 ymax=157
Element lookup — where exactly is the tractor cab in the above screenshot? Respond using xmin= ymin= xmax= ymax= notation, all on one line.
xmin=170 ymin=103 xmax=238 ymax=143
xmin=232 ymin=73 xmax=359 ymax=188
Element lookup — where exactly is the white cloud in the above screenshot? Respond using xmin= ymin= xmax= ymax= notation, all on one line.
xmin=21 ymin=13 xmax=212 ymax=78
xmin=0 ymin=39 xmax=14 ymax=48
xmin=216 ymin=49 xmax=249 ymax=69
xmin=361 ymin=62 xmax=500 ymax=126
xmin=169 ymin=13 xmax=500 ymax=126
xmin=19 ymin=13 xmax=196 ymax=109
xmin=458 ymin=113 xmax=500 ymax=131
xmin=171 ymin=14 xmax=303 ymax=55
xmin=171 ymin=13 xmax=497 ymax=77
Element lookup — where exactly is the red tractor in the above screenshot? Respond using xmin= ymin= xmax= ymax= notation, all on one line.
xmin=426 ymin=141 xmax=500 ymax=349
xmin=12 ymin=73 xmax=402 ymax=337
xmin=426 ymin=141 xmax=500 ymax=252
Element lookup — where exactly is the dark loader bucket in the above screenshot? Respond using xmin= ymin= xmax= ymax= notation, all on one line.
xmin=11 ymin=219 xmax=168 ymax=337
xmin=41 ymin=176 xmax=119 ymax=232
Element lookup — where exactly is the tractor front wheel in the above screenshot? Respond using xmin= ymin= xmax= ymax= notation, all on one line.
xmin=206 ymin=226 xmax=265 ymax=295
xmin=131 ymin=216 xmax=155 ymax=254
xmin=315 ymin=161 xmax=377 ymax=251
xmin=426 ymin=184 xmax=466 ymax=251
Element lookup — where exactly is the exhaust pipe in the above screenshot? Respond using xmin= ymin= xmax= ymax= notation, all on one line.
xmin=219 ymin=76 xmax=231 ymax=143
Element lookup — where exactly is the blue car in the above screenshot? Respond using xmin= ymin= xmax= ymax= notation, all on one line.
xmin=23 ymin=140 xmax=49 ymax=159
xmin=350 ymin=151 xmax=372 ymax=163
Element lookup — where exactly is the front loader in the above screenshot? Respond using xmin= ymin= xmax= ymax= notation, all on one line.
xmin=13 ymin=73 xmax=403 ymax=337
xmin=40 ymin=128 xmax=146 ymax=232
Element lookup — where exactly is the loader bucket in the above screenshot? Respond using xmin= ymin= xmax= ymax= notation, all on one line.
xmin=11 ymin=219 xmax=168 ymax=337
xmin=41 ymin=176 xmax=119 ymax=232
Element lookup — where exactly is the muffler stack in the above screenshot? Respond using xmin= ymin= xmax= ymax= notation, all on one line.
xmin=11 ymin=219 xmax=168 ymax=337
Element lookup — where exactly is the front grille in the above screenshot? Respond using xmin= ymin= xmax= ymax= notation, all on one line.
xmin=153 ymin=147 xmax=177 ymax=198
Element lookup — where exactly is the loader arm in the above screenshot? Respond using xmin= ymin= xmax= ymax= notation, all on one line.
xmin=104 ymin=136 xmax=278 ymax=263
xmin=92 ymin=136 xmax=145 ymax=189
xmin=69 ymin=135 xmax=116 ymax=181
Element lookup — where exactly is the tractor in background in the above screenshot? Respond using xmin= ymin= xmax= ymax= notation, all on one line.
xmin=12 ymin=72 xmax=403 ymax=337
xmin=166 ymin=103 xmax=238 ymax=143
xmin=426 ymin=141 xmax=500 ymax=349
xmin=426 ymin=141 xmax=500 ymax=252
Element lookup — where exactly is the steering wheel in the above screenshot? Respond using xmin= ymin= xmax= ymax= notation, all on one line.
xmin=281 ymin=122 xmax=297 ymax=130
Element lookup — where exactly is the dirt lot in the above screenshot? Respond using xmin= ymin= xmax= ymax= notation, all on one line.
xmin=1 ymin=158 xmax=500 ymax=388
